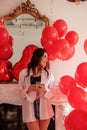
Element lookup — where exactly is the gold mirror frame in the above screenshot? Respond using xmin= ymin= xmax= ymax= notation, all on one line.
xmin=0 ymin=0 xmax=49 ymax=27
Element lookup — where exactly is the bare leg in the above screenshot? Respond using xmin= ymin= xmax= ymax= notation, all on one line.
xmin=26 ymin=120 xmax=40 ymax=130
xmin=39 ymin=119 xmax=50 ymax=130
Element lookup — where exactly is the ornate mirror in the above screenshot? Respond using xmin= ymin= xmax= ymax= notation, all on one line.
xmin=0 ymin=0 xmax=49 ymax=65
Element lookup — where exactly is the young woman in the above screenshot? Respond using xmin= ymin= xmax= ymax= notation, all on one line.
xmin=18 ymin=48 xmax=56 ymax=130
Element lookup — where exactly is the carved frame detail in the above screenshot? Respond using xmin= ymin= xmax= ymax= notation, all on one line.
xmin=1 ymin=0 xmax=49 ymax=27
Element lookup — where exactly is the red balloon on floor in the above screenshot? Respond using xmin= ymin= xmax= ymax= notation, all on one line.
xmin=65 ymin=109 xmax=87 ymax=130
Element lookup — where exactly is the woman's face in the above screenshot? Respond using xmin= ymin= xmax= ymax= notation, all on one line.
xmin=40 ymin=52 xmax=48 ymax=68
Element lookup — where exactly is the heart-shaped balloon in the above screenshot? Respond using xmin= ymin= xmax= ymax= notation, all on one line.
xmin=12 ymin=44 xmax=38 ymax=81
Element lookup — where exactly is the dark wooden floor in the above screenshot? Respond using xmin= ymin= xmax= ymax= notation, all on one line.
xmin=0 ymin=104 xmax=55 ymax=130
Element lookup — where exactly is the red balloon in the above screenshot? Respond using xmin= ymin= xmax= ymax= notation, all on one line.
xmin=0 ymin=28 xmax=9 ymax=46
xmin=0 ymin=44 xmax=13 ymax=60
xmin=7 ymin=61 xmax=12 ymax=69
xmin=40 ymin=38 xmax=47 ymax=47
xmin=59 ymin=75 xmax=77 ymax=95
xmin=42 ymin=26 xmax=58 ymax=43
xmin=53 ymin=19 xmax=68 ymax=38
xmin=65 ymin=109 xmax=87 ymax=130
xmin=22 ymin=44 xmax=38 ymax=62
xmin=53 ymin=38 xmax=71 ymax=60
xmin=68 ymin=87 xmax=86 ymax=110
xmin=12 ymin=61 xmax=26 ymax=81
xmin=0 ymin=60 xmax=13 ymax=82
xmin=62 ymin=46 xmax=75 ymax=61
xmin=65 ymin=31 xmax=79 ymax=46
xmin=12 ymin=44 xmax=38 ymax=81
xmin=44 ymin=42 xmax=56 ymax=60
xmin=41 ymin=38 xmax=45 ymax=47
xmin=75 ymin=62 xmax=87 ymax=88
xmin=84 ymin=39 xmax=87 ymax=54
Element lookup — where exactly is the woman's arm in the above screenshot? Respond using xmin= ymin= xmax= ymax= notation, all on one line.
xmin=18 ymin=69 xmax=28 ymax=98
xmin=44 ymin=72 xmax=58 ymax=99
xmin=18 ymin=69 xmax=37 ymax=102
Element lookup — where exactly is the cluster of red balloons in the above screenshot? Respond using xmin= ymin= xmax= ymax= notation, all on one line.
xmin=0 ymin=20 xmax=13 ymax=82
xmin=58 ymin=62 xmax=87 ymax=129
xmin=0 ymin=20 xmax=39 ymax=81
xmin=41 ymin=19 xmax=79 ymax=61
xmin=59 ymin=62 xmax=87 ymax=112
xmin=0 ymin=18 xmax=79 ymax=82
xmin=58 ymin=66 xmax=87 ymax=129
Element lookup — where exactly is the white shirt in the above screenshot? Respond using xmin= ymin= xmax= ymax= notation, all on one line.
xmin=18 ymin=68 xmax=56 ymax=122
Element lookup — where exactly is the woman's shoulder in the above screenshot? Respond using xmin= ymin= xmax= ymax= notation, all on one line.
xmin=19 ymin=68 xmax=28 ymax=76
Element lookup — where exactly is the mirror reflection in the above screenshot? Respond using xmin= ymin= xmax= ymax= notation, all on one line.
xmin=6 ymin=14 xmax=45 ymax=65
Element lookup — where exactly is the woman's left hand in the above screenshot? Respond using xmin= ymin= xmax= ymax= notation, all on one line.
xmin=26 ymin=84 xmax=38 ymax=93
xmin=38 ymin=84 xmax=46 ymax=93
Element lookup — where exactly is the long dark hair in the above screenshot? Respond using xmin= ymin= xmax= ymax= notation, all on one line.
xmin=26 ymin=48 xmax=49 ymax=77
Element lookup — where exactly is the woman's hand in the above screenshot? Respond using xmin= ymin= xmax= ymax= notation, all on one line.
xmin=37 ymin=84 xmax=46 ymax=93
xmin=36 ymin=84 xmax=46 ymax=100
xmin=26 ymin=84 xmax=46 ymax=100
xmin=26 ymin=84 xmax=37 ymax=93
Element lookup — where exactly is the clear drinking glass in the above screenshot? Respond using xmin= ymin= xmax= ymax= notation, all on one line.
xmin=36 ymin=81 xmax=41 ymax=88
